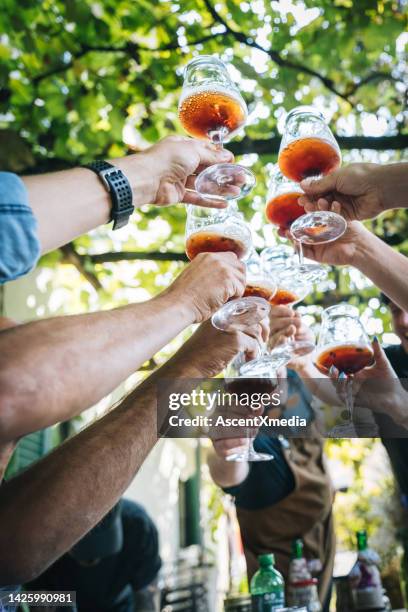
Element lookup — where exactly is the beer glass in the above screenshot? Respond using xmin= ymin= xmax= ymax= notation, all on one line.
xmin=265 ymin=169 xmax=329 ymax=283
xmin=263 ymin=268 xmax=314 ymax=358
xmin=179 ymin=55 xmax=255 ymax=202
xmin=185 ymin=204 xmax=251 ymax=261
xmin=185 ymin=206 xmax=271 ymax=329
xmin=315 ymin=303 xmax=375 ymax=435
xmin=213 ymin=248 xmax=277 ymax=330
xmin=278 ymin=106 xmax=346 ymax=245
xmin=239 ymin=282 xmax=313 ymax=377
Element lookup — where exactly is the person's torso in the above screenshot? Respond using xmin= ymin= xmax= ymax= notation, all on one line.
xmin=237 ymin=433 xmax=335 ymax=604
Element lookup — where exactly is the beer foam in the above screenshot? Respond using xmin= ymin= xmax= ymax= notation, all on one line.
xmin=179 ymin=84 xmax=246 ymax=109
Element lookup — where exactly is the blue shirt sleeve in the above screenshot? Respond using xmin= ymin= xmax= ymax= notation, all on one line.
xmin=0 ymin=172 xmax=40 ymax=284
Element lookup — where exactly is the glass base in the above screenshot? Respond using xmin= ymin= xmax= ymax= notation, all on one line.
xmin=278 ymin=264 xmax=329 ymax=283
xmin=212 ymin=297 xmax=270 ymax=331
xmin=239 ymin=352 xmax=291 ymax=376
xmin=290 ymin=211 xmax=347 ymax=245
xmin=226 ymin=448 xmax=273 ymax=462
xmin=195 ymin=163 xmax=256 ymax=202
xmin=286 ymin=339 xmax=315 ymax=357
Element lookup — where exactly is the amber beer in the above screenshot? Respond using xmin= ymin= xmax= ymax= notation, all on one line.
xmin=270 ymin=288 xmax=299 ymax=306
xmin=315 ymin=344 xmax=375 ymax=376
xmin=179 ymin=88 xmax=246 ymax=141
xmin=243 ymin=283 xmax=276 ymax=303
xmin=186 ymin=230 xmax=248 ymax=261
xmin=279 ymin=136 xmax=341 ymax=182
xmin=265 ymin=192 xmax=304 ymax=229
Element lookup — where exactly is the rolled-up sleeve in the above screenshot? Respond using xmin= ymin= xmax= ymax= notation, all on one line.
xmin=0 ymin=172 xmax=40 ymax=284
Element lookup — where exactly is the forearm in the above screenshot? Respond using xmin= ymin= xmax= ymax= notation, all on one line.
xmin=22 ymin=154 xmax=157 ymax=254
xmin=357 ymin=389 xmax=408 ymax=430
xmin=0 ymin=291 xmax=194 ymax=442
xmin=291 ymin=359 xmax=324 ymax=392
xmin=392 ymin=393 xmax=408 ymax=429
xmin=294 ymin=361 xmax=342 ymax=406
xmin=373 ymin=163 xmax=408 ymax=212
xmin=353 ymin=230 xmax=408 ymax=311
xmin=0 ymin=357 xmax=200 ymax=585
xmin=207 ymin=450 xmax=249 ymax=488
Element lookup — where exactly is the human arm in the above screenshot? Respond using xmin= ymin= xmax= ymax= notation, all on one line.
xmin=0 ymin=252 xmax=246 ymax=443
xmin=0 ymin=318 xmax=261 ymax=584
xmin=297 ymin=221 xmax=408 ymax=312
xmin=207 ymin=441 xmax=250 ymax=488
xmin=22 ymin=135 xmax=233 ymax=253
xmin=298 ymin=162 xmax=408 ymax=222
xmin=330 ymin=338 xmax=408 ymax=429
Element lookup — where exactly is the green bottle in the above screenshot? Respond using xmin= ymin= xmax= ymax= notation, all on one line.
xmin=250 ymin=553 xmax=285 ymax=611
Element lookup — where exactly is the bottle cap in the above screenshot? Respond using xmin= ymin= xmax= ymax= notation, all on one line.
xmin=259 ymin=553 xmax=275 ymax=567
xmin=356 ymin=529 xmax=368 ymax=551
xmin=291 ymin=538 xmax=304 ymax=559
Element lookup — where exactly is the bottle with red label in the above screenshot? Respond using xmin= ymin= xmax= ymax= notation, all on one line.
xmin=349 ymin=530 xmax=385 ymax=611
xmin=287 ymin=539 xmax=322 ymax=611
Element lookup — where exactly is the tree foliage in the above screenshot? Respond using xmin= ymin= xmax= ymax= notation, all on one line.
xmin=0 ymin=0 xmax=407 ymax=320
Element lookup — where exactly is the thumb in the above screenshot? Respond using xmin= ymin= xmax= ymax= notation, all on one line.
xmin=300 ymin=171 xmax=338 ymax=195
xmin=371 ymin=337 xmax=396 ymax=376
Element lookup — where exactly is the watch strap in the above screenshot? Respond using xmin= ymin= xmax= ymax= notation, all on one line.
xmin=84 ymin=161 xmax=134 ymax=230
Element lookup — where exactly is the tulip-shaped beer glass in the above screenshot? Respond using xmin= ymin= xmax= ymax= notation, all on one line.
xmin=265 ymin=169 xmax=329 ymax=282
xmin=179 ymin=55 xmax=255 ymax=202
xmin=278 ymin=106 xmax=346 ymax=246
xmin=315 ymin=304 xmax=375 ymax=436
xmin=185 ymin=205 xmax=271 ymax=329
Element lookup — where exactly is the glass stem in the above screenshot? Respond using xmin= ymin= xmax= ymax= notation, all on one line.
xmin=258 ymin=340 xmax=268 ymax=358
xmin=247 ymin=437 xmax=256 ymax=457
xmin=296 ymin=240 xmax=304 ymax=266
xmin=345 ymin=376 xmax=354 ymax=424
xmin=288 ymin=306 xmax=296 ymax=345
xmin=210 ymin=128 xmax=228 ymax=151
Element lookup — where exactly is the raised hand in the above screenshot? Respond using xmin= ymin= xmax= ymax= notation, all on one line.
xmin=139 ymin=135 xmax=234 ymax=208
xmin=298 ymin=163 xmax=389 ymax=222
xmin=167 ymin=252 xmax=246 ymax=323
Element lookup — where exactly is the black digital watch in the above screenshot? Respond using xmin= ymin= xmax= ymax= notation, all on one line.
xmin=84 ymin=161 xmax=134 ymax=230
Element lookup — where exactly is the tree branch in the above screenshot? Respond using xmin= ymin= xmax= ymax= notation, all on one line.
xmin=20 ymin=133 xmax=407 ymax=175
xmin=55 ymin=245 xmax=386 ymax=309
xmin=201 ymin=0 xmax=353 ymax=105
xmin=345 ymin=71 xmax=399 ymax=97
xmin=86 ymin=222 xmax=407 ymax=266
xmin=229 ymin=134 xmax=408 ymax=156
xmin=89 ymin=251 xmax=188 ymax=264
xmin=30 ymin=12 xmax=402 ymax=109
xmin=32 ymin=33 xmax=224 ymax=85
xmin=60 ymin=244 xmax=103 ymax=291
xmin=201 ymin=0 xmax=403 ymax=105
